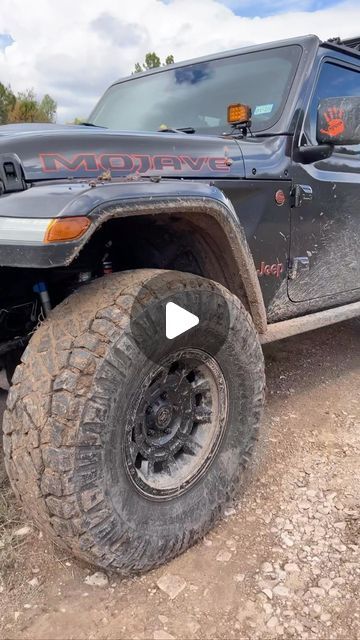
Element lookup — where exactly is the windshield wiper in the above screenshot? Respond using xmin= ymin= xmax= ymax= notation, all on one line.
xmin=222 ymin=129 xmax=293 ymax=139
xmin=78 ymin=122 xmax=107 ymax=128
xmin=158 ymin=126 xmax=196 ymax=134
xmin=253 ymin=132 xmax=293 ymax=138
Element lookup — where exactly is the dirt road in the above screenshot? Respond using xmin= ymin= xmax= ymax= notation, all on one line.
xmin=1 ymin=319 xmax=359 ymax=640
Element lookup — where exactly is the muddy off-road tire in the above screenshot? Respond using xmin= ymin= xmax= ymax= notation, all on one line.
xmin=3 ymin=270 xmax=265 ymax=574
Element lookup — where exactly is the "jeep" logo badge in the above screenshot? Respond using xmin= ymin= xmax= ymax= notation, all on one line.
xmin=257 ymin=262 xmax=284 ymax=278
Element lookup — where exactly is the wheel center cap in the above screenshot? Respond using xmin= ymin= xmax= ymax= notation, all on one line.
xmin=155 ymin=405 xmax=173 ymax=429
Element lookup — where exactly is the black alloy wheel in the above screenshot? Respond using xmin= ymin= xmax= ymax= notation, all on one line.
xmin=124 ymin=349 xmax=228 ymax=499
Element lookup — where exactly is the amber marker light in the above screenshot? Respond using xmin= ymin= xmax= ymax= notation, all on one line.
xmin=227 ymin=103 xmax=252 ymax=125
xmin=44 ymin=216 xmax=91 ymax=243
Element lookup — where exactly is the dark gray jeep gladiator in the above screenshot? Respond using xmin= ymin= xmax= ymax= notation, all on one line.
xmin=1 ymin=34 xmax=359 ymax=574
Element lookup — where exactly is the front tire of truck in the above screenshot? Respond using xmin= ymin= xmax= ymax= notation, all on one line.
xmin=3 ymin=269 xmax=265 ymax=574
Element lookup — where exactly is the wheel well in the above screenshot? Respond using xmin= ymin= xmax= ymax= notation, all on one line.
xmin=0 ymin=210 xmax=262 ymax=357
xmin=73 ymin=212 xmax=250 ymax=312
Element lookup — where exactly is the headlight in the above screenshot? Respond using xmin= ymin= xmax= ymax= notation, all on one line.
xmin=0 ymin=216 xmax=90 ymax=243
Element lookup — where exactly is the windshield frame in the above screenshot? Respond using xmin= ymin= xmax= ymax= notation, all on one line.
xmin=88 ymin=39 xmax=307 ymax=137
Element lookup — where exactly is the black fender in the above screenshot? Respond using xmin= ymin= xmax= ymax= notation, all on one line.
xmin=0 ymin=179 xmax=267 ymax=332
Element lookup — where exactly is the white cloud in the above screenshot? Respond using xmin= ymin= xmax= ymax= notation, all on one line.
xmin=0 ymin=0 xmax=359 ymax=122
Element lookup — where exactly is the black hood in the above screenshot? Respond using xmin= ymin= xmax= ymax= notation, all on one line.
xmin=0 ymin=123 xmax=245 ymax=181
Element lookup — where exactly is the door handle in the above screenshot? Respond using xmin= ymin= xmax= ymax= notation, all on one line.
xmin=288 ymin=256 xmax=310 ymax=280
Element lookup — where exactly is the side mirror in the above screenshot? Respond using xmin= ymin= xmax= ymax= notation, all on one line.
xmin=317 ymin=96 xmax=360 ymax=146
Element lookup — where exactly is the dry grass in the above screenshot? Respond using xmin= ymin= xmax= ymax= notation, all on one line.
xmin=0 ymin=453 xmax=68 ymax=602
xmin=0 ymin=464 xmax=28 ymax=590
xmin=0 ymin=388 xmax=32 ymax=592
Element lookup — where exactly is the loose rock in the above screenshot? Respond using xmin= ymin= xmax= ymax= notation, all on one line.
xmin=14 ymin=525 xmax=32 ymax=537
xmin=318 ymin=578 xmax=333 ymax=592
xmin=261 ymin=562 xmax=274 ymax=573
xmin=84 ymin=572 xmax=109 ymax=588
xmin=153 ymin=631 xmax=175 ymax=640
xmin=216 ymin=550 xmax=232 ymax=562
xmin=273 ymin=585 xmax=290 ymax=598
xmin=284 ymin=563 xmax=300 ymax=574
xmin=156 ymin=574 xmax=186 ymax=600
xmin=267 ymin=615 xmax=279 ymax=628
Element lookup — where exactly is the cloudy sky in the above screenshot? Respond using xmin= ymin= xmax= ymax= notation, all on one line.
xmin=0 ymin=0 xmax=359 ymax=122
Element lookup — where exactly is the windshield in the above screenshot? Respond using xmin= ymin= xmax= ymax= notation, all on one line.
xmin=89 ymin=44 xmax=302 ymax=135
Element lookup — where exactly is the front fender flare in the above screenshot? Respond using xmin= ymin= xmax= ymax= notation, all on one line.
xmin=0 ymin=180 xmax=266 ymax=332
xmin=89 ymin=197 xmax=266 ymax=332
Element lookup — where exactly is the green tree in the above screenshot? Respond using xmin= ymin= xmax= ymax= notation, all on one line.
xmin=143 ymin=52 xmax=161 ymax=69
xmin=133 ymin=52 xmax=174 ymax=73
xmin=8 ymin=89 xmax=39 ymax=123
xmin=0 ymin=83 xmax=16 ymax=124
xmin=38 ymin=94 xmax=57 ymax=122
xmin=7 ymin=88 xmax=57 ymax=124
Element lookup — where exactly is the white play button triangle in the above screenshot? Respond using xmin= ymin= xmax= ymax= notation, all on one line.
xmin=165 ymin=302 xmax=199 ymax=339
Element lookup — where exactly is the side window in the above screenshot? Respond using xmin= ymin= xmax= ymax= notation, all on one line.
xmin=305 ymin=61 xmax=360 ymax=156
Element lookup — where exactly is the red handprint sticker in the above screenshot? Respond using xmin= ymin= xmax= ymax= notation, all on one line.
xmin=320 ymin=106 xmax=345 ymax=138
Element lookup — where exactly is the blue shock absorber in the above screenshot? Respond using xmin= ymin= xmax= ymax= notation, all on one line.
xmin=33 ymin=282 xmax=52 ymax=317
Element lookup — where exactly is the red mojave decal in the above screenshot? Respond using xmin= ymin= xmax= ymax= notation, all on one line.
xmin=39 ymin=153 xmax=231 ymax=174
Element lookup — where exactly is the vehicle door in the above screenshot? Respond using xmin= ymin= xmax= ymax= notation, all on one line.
xmin=289 ymin=58 xmax=360 ymax=302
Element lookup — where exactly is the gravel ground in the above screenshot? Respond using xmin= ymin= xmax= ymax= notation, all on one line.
xmin=0 ymin=319 xmax=359 ymax=640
